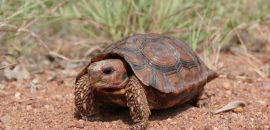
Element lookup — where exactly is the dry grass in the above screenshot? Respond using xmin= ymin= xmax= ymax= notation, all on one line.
xmin=0 ymin=0 xmax=269 ymax=71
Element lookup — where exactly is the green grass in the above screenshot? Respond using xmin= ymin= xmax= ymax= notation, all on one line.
xmin=0 ymin=0 xmax=269 ymax=62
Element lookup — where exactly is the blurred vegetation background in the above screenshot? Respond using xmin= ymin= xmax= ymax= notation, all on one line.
xmin=0 ymin=0 xmax=269 ymax=69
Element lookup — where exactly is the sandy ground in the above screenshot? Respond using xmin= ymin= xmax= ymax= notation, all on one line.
xmin=0 ymin=53 xmax=269 ymax=130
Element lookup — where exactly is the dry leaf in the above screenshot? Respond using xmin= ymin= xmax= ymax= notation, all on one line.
xmin=212 ymin=100 xmax=246 ymax=114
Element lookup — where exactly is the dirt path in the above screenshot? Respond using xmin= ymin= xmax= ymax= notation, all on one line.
xmin=0 ymin=53 xmax=269 ymax=130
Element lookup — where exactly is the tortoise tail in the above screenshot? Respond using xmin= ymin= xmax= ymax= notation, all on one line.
xmin=207 ymin=70 xmax=218 ymax=82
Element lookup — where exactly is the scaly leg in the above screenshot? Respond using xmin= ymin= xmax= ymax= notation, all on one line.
xmin=74 ymin=74 xmax=98 ymax=119
xmin=192 ymin=86 xmax=208 ymax=108
xmin=125 ymin=76 xmax=151 ymax=130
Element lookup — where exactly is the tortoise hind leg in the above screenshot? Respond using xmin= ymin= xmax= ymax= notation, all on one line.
xmin=191 ymin=86 xmax=209 ymax=108
xmin=125 ymin=76 xmax=151 ymax=130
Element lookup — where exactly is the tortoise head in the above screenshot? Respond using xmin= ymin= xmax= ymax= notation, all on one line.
xmin=87 ymin=59 xmax=130 ymax=90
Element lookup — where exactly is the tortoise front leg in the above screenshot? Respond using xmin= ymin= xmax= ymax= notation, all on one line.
xmin=74 ymin=74 xmax=98 ymax=119
xmin=125 ymin=76 xmax=151 ymax=130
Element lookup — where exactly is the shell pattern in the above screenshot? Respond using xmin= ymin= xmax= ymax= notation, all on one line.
xmin=91 ymin=34 xmax=215 ymax=94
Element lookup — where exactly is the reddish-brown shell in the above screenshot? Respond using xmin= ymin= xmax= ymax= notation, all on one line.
xmin=78 ymin=34 xmax=217 ymax=94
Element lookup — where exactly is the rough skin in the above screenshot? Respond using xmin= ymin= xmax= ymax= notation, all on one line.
xmin=125 ymin=76 xmax=151 ymax=130
xmin=74 ymin=74 xmax=97 ymax=118
xmin=75 ymin=74 xmax=151 ymax=130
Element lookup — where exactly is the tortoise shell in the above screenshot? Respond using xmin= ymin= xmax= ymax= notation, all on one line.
xmin=77 ymin=34 xmax=217 ymax=94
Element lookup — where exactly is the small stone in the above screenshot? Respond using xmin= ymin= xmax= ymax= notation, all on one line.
xmin=242 ymin=77 xmax=253 ymax=84
xmin=170 ymin=121 xmax=176 ymax=125
xmin=44 ymin=105 xmax=50 ymax=109
xmin=219 ymin=127 xmax=229 ymax=130
xmin=227 ymin=73 xmax=236 ymax=79
xmin=264 ymin=125 xmax=269 ymax=129
xmin=14 ymin=92 xmax=21 ymax=99
xmin=257 ymin=100 xmax=266 ymax=105
xmin=32 ymin=78 xmax=38 ymax=84
xmin=78 ymin=119 xmax=84 ymax=123
xmin=233 ymin=107 xmax=244 ymax=113
xmin=3 ymin=64 xmax=30 ymax=80
xmin=225 ymin=90 xmax=232 ymax=95
xmin=13 ymin=106 xmax=19 ymax=110
xmin=204 ymin=125 xmax=214 ymax=130
xmin=166 ymin=118 xmax=172 ymax=121
xmin=56 ymin=95 xmax=63 ymax=100
xmin=27 ymin=78 xmax=40 ymax=92
xmin=222 ymin=82 xmax=230 ymax=90
xmin=26 ymin=105 xmax=32 ymax=110
xmin=47 ymin=75 xmax=57 ymax=82
xmin=67 ymin=121 xmax=84 ymax=129
xmin=0 ymin=84 xmax=4 ymax=90
xmin=75 ymin=123 xmax=85 ymax=129
xmin=0 ymin=115 xmax=11 ymax=124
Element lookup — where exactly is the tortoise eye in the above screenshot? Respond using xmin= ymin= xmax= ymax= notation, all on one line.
xmin=103 ymin=67 xmax=114 ymax=75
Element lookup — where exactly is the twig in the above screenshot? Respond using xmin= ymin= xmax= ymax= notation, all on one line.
xmin=215 ymin=23 xmax=247 ymax=67
xmin=0 ymin=28 xmax=17 ymax=32
xmin=165 ymin=4 xmax=194 ymax=19
xmin=1 ymin=25 xmax=89 ymax=63
xmin=50 ymin=0 xmax=69 ymax=13
xmin=234 ymin=29 xmax=261 ymax=64
xmin=234 ymin=29 xmax=267 ymax=78
xmin=17 ymin=28 xmax=51 ymax=52
xmin=0 ymin=63 xmax=19 ymax=70
xmin=49 ymin=51 xmax=89 ymax=62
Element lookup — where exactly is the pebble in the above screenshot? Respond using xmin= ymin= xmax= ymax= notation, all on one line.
xmin=242 ymin=77 xmax=253 ymax=84
xmin=14 ymin=92 xmax=21 ymax=99
xmin=264 ymin=125 xmax=269 ymax=129
xmin=47 ymin=74 xmax=57 ymax=82
xmin=78 ymin=119 xmax=84 ymax=123
xmin=56 ymin=94 xmax=63 ymax=100
xmin=166 ymin=118 xmax=172 ymax=121
xmin=26 ymin=105 xmax=32 ymax=110
xmin=27 ymin=78 xmax=40 ymax=92
xmin=204 ymin=125 xmax=214 ymax=130
xmin=32 ymin=78 xmax=38 ymax=84
xmin=44 ymin=105 xmax=50 ymax=109
xmin=0 ymin=115 xmax=11 ymax=124
xmin=225 ymin=90 xmax=232 ymax=95
xmin=13 ymin=106 xmax=19 ymax=110
xmin=0 ymin=84 xmax=4 ymax=90
xmin=67 ymin=121 xmax=84 ymax=129
xmin=219 ymin=127 xmax=229 ymax=130
xmin=227 ymin=73 xmax=236 ymax=79
xmin=233 ymin=107 xmax=244 ymax=113
xmin=222 ymin=82 xmax=231 ymax=90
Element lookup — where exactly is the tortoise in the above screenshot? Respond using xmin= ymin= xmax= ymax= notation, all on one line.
xmin=74 ymin=34 xmax=218 ymax=130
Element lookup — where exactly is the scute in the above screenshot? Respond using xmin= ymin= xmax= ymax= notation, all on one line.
xmin=114 ymin=48 xmax=145 ymax=67
xmin=123 ymin=35 xmax=144 ymax=50
xmin=166 ymin=71 xmax=180 ymax=90
xmin=89 ymin=34 xmax=217 ymax=94
xmin=142 ymin=42 xmax=177 ymax=67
